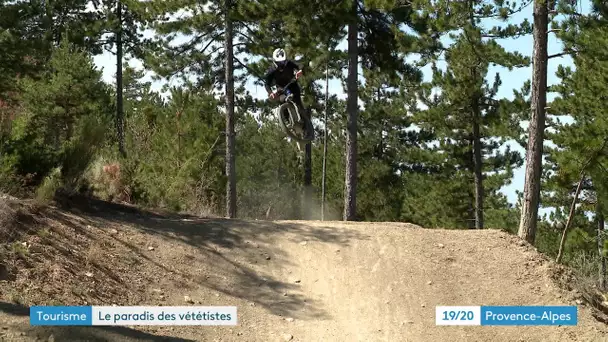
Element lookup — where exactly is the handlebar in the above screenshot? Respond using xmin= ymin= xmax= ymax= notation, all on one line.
xmin=275 ymin=77 xmax=298 ymax=95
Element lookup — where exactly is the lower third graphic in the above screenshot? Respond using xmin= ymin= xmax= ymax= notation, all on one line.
xmin=436 ymin=305 xmax=577 ymax=326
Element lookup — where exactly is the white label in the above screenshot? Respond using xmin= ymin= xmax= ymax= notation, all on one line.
xmin=436 ymin=306 xmax=481 ymax=325
xmin=91 ymin=306 xmax=237 ymax=326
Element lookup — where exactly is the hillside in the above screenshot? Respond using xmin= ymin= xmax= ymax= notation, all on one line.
xmin=1 ymin=196 xmax=608 ymax=342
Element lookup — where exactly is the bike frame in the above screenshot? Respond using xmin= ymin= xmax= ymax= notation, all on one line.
xmin=271 ymin=76 xmax=313 ymax=143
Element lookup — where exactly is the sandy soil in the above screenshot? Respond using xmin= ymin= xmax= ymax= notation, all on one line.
xmin=1 ymin=198 xmax=607 ymax=341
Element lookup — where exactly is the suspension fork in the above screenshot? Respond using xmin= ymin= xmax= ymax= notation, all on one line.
xmin=284 ymin=96 xmax=302 ymax=124
xmin=291 ymin=100 xmax=303 ymax=122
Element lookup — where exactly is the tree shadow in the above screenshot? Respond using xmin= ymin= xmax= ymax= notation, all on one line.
xmin=62 ymin=196 xmax=368 ymax=250
xmin=0 ymin=301 xmax=29 ymax=316
xmin=28 ymin=209 xmax=131 ymax=293
xmin=188 ymin=242 xmax=329 ymax=319
xmin=0 ymin=301 xmax=196 ymax=341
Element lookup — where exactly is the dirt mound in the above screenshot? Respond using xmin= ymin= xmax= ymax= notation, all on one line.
xmin=1 ymin=197 xmax=607 ymax=341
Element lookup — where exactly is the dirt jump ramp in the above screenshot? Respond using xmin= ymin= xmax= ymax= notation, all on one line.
xmin=1 ymin=205 xmax=607 ymax=341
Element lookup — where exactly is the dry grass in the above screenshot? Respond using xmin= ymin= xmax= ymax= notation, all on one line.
xmin=0 ymin=196 xmax=19 ymax=241
xmin=0 ymin=196 xmax=42 ymax=282
xmin=84 ymin=241 xmax=105 ymax=270
xmin=0 ymin=195 xmax=145 ymax=307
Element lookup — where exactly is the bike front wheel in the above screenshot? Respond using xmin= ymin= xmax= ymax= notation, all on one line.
xmin=276 ymin=102 xmax=314 ymax=143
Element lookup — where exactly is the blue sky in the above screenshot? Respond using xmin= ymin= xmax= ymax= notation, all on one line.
xmin=92 ymin=1 xmax=591 ymax=213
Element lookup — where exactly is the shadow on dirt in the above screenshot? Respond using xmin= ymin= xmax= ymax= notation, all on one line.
xmin=47 ymin=196 xmax=370 ymax=321
xmin=0 ymin=301 xmax=196 ymax=341
xmin=60 ymin=196 xmax=368 ymax=249
xmin=0 ymin=301 xmax=29 ymax=316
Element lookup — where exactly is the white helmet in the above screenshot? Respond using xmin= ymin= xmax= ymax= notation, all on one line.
xmin=273 ymin=48 xmax=287 ymax=63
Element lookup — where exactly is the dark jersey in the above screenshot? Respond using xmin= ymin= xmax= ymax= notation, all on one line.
xmin=264 ymin=60 xmax=300 ymax=88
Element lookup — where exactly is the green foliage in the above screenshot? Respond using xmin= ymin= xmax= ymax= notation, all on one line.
xmin=94 ymin=0 xmax=149 ymax=58
xmin=122 ymin=80 xmax=225 ymax=213
xmin=1 ymin=39 xmax=112 ymax=196
xmin=542 ymin=3 xmax=608 ymax=263
xmin=413 ymin=22 xmax=524 ymax=228
xmin=36 ymin=167 xmax=63 ymax=203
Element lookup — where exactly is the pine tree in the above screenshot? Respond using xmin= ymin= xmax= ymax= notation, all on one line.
xmin=355 ymin=68 xmax=421 ymax=221
xmin=518 ymin=0 xmax=590 ymax=243
xmin=413 ymin=0 xmax=529 ymax=229
xmin=5 ymin=40 xmax=112 ymax=193
xmin=224 ymin=0 xmax=238 ymax=218
xmin=344 ymin=0 xmax=358 ymax=221
xmin=544 ymin=1 xmax=608 ymax=266
xmin=91 ymin=0 xmax=150 ymax=157
xmin=145 ymin=0 xmax=262 ymax=217
xmin=518 ymin=0 xmax=551 ymax=243
xmin=115 ymin=70 xmax=225 ymax=211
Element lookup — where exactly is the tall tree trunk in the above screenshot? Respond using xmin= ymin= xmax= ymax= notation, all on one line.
xmin=472 ymin=112 xmax=484 ymax=229
xmin=518 ymin=0 xmax=549 ymax=243
xmin=467 ymin=190 xmax=475 ymax=229
xmin=321 ymin=62 xmax=329 ymax=221
xmin=176 ymin=114 xmax=181 ymax=168
xmin=598 ymin=202 xmax=606 ymax=291
xmin=224 ymin=0 xmax=237 ymax=218
xmin=116 ymin=1 xmax=126 ymax=157
xmin=43 ymin=0 xmax=53 ymax=51
xmin=556 ymin=173 xmax=585 ymax=263
xmin=468 ymin=3 xmax=483 ymax=229
xmin=302 ymin=142 xmax=312 ymax=219
xmin=343 ymin=0 xmax=358 ymax=221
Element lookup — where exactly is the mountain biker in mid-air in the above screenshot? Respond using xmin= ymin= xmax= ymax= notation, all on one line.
xmin=264 ymin=48 xmax=313 ymax=140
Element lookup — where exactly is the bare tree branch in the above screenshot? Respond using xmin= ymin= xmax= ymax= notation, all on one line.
xmin=235 ymin=31 xmax=256 ymax=44
xmin=233 ymin=56 xmax=263 ymax=81
xmin=548 ymin=50 xmax=577 ymax=59
xmin=200 ymin=134 xmax=222 ymax=171
xmin=201 ymin=32 xmax=225 ymax=54
xmin=474 ymin=0 xmax=534 ymax=19
xmin=236 ymin=20 xmax=258 ymax=38
xmin=167 ymin=33 xmax=206 ymax=54
xmin=556 ymin=173 xmax=586 ymax=263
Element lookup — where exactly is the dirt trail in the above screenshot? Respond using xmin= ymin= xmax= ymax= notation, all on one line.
xmin=1 ymin=200 xmax=608 ymax=341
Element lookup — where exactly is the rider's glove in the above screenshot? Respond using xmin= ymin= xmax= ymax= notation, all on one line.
xmin=295 ymin=70 xmax=303 ymax=79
